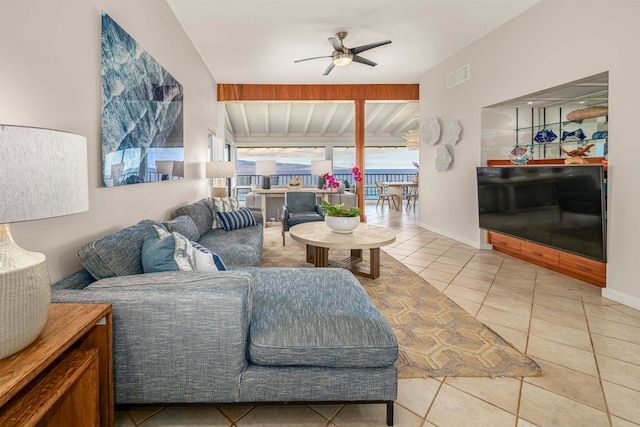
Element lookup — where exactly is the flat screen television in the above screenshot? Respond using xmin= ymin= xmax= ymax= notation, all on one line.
xmin=476 ymin=165 xmax=606 ymax=262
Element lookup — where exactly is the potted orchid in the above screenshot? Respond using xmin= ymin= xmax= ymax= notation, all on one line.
xmin=320 ymin=169 xmax=363 ymax=232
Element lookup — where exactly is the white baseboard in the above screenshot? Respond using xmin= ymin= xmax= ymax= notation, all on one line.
xmin=601 ymin=288 xmax=640 ymax=311
xmin=418 ymin=222 xmax=485 ymax=250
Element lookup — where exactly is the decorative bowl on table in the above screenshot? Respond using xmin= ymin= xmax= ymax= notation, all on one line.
xmin=325 ymin=215 xmax=360 ymax=233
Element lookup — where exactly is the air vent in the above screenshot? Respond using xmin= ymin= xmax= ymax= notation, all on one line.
xmin=447 ymin=64 xmax=470 ymax=89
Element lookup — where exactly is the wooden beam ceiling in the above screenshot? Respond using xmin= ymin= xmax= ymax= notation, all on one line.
xmin=218 ymin=84 xmax=419 ymax=102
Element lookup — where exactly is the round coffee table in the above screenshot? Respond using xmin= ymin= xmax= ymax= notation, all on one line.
xmin=289 ymin=222 xmax=396 ymax=279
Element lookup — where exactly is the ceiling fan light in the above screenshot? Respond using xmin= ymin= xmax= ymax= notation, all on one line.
xmin=332 ymin=51 xmax=353 ymax=66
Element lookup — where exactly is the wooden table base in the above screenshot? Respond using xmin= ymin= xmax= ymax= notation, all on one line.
xmin=306 ymin=245 xmax=381 ymax=279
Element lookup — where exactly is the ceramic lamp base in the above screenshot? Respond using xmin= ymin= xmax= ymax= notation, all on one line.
xmin=0 ymin=224 xmax=50 ymax=360
xmin=210 ymin=187 xmax=228 ymax=198
xmin=262 ymin=176 xmax=271 ymax=189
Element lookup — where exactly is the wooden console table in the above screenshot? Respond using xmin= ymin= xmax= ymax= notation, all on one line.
xmin=252 ymin=187 xmax=334 ymax=227
xmin=0 ymin=304 xmax=113 ymax=427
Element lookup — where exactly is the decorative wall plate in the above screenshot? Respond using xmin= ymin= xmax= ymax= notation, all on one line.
xmin=441 ymin=120 xmax=462 ymax=145
xmin=421 ymin=117 xmax=441 ymax=146
xmin=435 ymin=145 xmax=453 ymax=171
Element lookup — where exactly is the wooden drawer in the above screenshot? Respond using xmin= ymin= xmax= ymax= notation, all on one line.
xmin=560 ymin=252 xmax=607 ymax=281
xmin=520 ymin=241 xmax=560 ymax=267
xmin=489 ymin=233 xmax=521 ymax=253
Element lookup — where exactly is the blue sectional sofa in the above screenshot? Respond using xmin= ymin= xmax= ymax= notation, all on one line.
xmin=51 ymin=197 xmax=398 ymax=425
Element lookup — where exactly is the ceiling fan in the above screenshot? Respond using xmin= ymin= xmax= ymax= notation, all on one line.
xmin=294 ymin=32 xmax=392 ymax=76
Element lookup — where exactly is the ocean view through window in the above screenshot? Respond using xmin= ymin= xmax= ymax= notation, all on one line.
xmin=236 ymin=146 xmax=418 ymax=199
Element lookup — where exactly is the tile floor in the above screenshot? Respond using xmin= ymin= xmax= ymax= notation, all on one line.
xmin=115 ymin=201 xmax=640 ymax=426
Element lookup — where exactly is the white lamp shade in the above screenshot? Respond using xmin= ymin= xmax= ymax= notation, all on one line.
xmin=155 ymin=160 xmax=174 ymax=175
xmin=311 ymin=160 xmax=332 ymax=176
xmin=0 ymin=125 xmax=89 ymax=223
xmin=255 ymin=160 xmax=276 ymax=176
xmin=172 ymin=161 xmax=184 ymax=177
xmin=206 ymin=161 xmax=235 ymax=179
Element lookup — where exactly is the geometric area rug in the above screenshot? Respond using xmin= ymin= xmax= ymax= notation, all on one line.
xmin=261 ymin=235 xmax=543 ymax=379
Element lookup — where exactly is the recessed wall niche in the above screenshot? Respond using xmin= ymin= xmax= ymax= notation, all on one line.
xmin=480 ymin=72 xmax=608 ymax=166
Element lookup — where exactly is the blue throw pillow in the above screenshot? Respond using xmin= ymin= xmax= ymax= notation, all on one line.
xmin=190 ymin=241 xmax=227 ymax=271
xmin=141 ymin=225 xmax=195 ymax=273
xmin=216 ymin=207 xmax=257 ymax=231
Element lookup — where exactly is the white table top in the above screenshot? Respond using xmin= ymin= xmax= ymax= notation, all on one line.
xmin=289 ymin=222 xmax=396 ymax=249
xmin=382 ymin=181 xmax=417 ymax=187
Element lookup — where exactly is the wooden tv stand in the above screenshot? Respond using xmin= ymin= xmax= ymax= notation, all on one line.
xmin=488 ymin=231 xmax=606 ymax=287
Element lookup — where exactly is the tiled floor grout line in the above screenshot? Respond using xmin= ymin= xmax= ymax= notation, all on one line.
xmin=421 ymin=376 xmax=446 ymax=426
xmin=583 ymin=297 xmax=615 ymax=427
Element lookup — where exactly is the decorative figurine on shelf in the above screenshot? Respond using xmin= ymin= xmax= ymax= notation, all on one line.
xmin=560 ymin=143 xmax=595 ymax=164
xmin=509 ymin=144 xmax=534 ymax=165
xmin=287 ymin=176 xmax=303 ymax=188
xmin=533 ymin=129 xmax=557 ymax=144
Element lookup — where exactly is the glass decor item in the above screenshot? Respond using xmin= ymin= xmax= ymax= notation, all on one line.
xmin=561 ymin=129 xmax=586 ymax=142
xmin=509 ymin=145 xmax=532 ymax=165
xmin=533 ymin=129 xmax=557 ymax=143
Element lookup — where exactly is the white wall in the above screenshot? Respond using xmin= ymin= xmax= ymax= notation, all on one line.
xmin=418 ymin=0 xmax=640 ymax=306
xmin=0 ymin=0 xmax=217 ymax=282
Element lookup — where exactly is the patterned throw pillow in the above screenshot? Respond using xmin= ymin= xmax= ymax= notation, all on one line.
xmin=209 ymin=196 xmax=240 ymax=229
xmin=190 ymin=241 xmax=227 ymax=271
xmin=141 ymin=225 xmax=195 ymax=273
xmin=216 ymin=207 xmax=257 ymax=231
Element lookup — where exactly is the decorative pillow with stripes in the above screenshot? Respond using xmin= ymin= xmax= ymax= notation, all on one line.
xmin=210 ymin=196 xmax=240 ymax=229
xmin=216 ymin=207 xmax=257 ymax=231
xmin=190 ymin=241 xmax=227 ymax=271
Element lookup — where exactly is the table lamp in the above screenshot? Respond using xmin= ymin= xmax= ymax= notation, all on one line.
xmin=155 ymin=160 xmax=174 ymax=180
xmin=206 ymin=161 xmax=235 ymax=197
xmin=255 ymin=160 xmax=276 ymax=189
xmin=311 ymin=160 xmax=333 ymax=189
xmin=0 ymin=124 xmax=89 ymax=359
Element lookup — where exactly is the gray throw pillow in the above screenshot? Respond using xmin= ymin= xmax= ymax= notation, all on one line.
xmin=78 ymin=219 xmax=165 ymax=280
xmin=174 ymin=198 xmax=214 ymax=237
xmin=163 ymin=215 xmax=200 ymax=242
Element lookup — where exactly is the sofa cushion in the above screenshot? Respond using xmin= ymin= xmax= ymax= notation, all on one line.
xmin=216 ymin=207 xmax=257 ymax=231
xmin=210 ymin=196 xmax=240 ymax=229
xmin=191 ymin=241 xmax=227 ymax=271
xmin=174 ymin=198 xmax=213 ymax=238
xmin=198 ymin=225 xmax=263 ymax=267
xmin=163 ymin=215 xmax=200 ymax=242
xmin=141 ymin=225 xmax=195 ymax=273
xmin=78 ymin=219 xmax=165 ymax=280
xmin=247 ymin=268 xmax=398 ymax=368
xmin=287 ymin=212 xmax=324 ymax=227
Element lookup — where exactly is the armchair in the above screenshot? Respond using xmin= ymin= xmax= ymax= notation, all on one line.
xmin=281 ymin=191 xmax=325 ymax=246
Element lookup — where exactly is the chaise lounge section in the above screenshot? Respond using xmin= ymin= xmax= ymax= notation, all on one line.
xmin=51 ymin=197 xmax=399 ymax=425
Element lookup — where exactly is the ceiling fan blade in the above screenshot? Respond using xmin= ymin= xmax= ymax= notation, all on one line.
xmin=352 ymin=55 xmax=377 ymax=67
xmin=350 ymin=40 xmax=392 ymax=55
xmin=322 ymin=63 xmax=335 ymax=76
xmin=294 ymin=55 xmax=332 ymax=63
xmin=328 ymin=37 xmax=343 ymax=51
